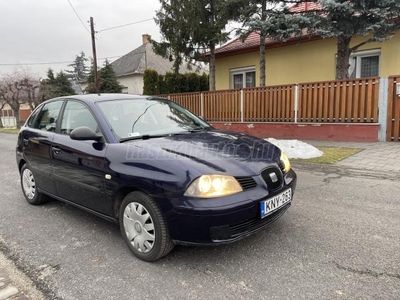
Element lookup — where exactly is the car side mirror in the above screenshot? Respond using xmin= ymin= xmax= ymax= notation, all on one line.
xmin=70 ymin=126 xmax=103 ymax=141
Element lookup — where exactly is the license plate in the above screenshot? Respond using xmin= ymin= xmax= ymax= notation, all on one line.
xmin=260 ymin=188 xmax=292 ymax=218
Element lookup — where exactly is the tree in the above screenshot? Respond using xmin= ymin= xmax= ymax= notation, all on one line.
xmin=85 ymin=59 xmax=123 ymax=93
xmin=199 ymin=73 xmax=209 ymax=91
xmin=158 ymin=74 xmax=168 ymax=94
xmin=143 ymin=69 xmax=159 ymax=95
xmin=0 ymin=101 xmax=6 ymax=128
xmin=65 ymin=51 xmax=89 ymax=81
xmin=164 ymin=72 xmax=180 ymax=94
xmin=39 ymin=68 xmax=75 ymax=100
xmin=279 ymin=1 xmax=400 ymax=79
xmin=0 ymin=71 xmax=39 ymax=125
xmin=155 ymin=0 xmax=241 ymax=90
xmin=187 ymin=73 xmax=200 ymax=92
xmin=318 ymin=0 xmax=400 ymax=79
xmin=0 ymin=69 xmax=41 ymax=128
xmin=234 ymin=0 xmax=285 ymax=86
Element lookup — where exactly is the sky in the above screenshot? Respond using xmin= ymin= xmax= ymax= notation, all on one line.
xmin=0 ymin=0 xmax=163 ymax=78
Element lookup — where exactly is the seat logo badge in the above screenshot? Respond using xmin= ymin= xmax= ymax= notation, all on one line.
xmin=105 ymin=174 xmax=112 ymax=180
xmin=269 ymin=172 xmax=278 ymax=183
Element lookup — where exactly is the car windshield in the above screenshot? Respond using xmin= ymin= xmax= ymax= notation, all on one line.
xmin=97 ymin=98 xmax=210 ymax=141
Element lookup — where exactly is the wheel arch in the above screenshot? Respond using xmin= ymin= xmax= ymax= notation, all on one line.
xmin=112 ymin=186 xmax=140 ymax=220
xmin=18 ymin=159 xmax=26 ymax=173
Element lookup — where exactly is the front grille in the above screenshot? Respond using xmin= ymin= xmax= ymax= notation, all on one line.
xmin=236 ymin=177 xmax=257 ymax=191
xmin=229 ymin=204 xmax=290 ymax=238
xmin=261 ymin=166 xmax=283 ymax=192
xmin=209 ymin=204 xmax=290 ymax=241
xmin=278 ymin=161 xmax=285 ymax=173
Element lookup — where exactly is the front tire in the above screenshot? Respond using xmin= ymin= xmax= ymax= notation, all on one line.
xmin=20 ymin=164 xmax=48 ymax=205
xmin=120 ymin=191 xmax=174 ymax=262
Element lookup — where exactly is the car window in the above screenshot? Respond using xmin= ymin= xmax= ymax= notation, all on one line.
xmin=33 ymin=101 xmax=63 ymax=131
xmin=26 ymin=105 xmax=42 ymax=128
xmin=97 ymin=98 xmax=210 ymax=139
xmin=60 ymin=101 xmax=98 ymax=135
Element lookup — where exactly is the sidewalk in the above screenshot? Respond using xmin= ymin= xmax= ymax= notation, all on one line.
xmin=306 ymin=141 xmax=400 ymax=172
xmin=0 ymin=245 xmax=44 ymax=300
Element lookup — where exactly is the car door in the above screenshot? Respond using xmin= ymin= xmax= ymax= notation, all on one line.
xmin=52 ymin=100 xmax=108 ymax=215
xmin=22 ymin=100 xmax=64 ymax=195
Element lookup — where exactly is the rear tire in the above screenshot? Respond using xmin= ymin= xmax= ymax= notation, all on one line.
xmin=120 ymin=191 xmax=174 ymax=261
xmin=20 ymin=164 xmax=48 ymax=205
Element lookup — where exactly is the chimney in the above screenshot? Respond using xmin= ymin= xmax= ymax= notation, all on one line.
xmin=142 ymin=34 xmax=151 ymax=45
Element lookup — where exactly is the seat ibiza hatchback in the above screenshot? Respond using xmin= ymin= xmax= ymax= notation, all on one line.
xmin=16 ymin=94 xmax=297 ymax=261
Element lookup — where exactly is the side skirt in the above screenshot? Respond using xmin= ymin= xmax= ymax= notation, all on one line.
xmin=39 ymin=188 xmax=118 ymax=224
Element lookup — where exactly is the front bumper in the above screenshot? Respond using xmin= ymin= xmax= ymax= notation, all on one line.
xmin=156 ymin=169 xmax=297 ymax=245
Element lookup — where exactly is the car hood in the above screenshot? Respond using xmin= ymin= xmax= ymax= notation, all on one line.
xmin=123 ymin=130 xmax=282 ymax=177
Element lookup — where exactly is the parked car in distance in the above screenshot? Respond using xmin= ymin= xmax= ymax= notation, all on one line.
xmin=16 ymin=94 xmax=297 ymax=261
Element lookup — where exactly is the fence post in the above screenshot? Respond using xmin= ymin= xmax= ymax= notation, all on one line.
xmin=240 ymin=89 xmax=244 ymax=123
xmin=294 ymin=85 xmax=299 ymax=123
xmin=200 ymin=92 xmax=204 ymax=117
xmin=378 ymin=77 xmax=389 ymax=142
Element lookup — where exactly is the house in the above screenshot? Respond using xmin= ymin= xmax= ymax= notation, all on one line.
xmin=110 ymin=34 xmax=195 ymax=94
xmin=213 ymin=4 xmax=400 ymax=90
xmin=0 ymin=101 xmax=31 ymax=127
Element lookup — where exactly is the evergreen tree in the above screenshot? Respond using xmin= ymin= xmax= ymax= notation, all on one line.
xmin=65 ymin=51 xmax=89 ymax=81
xmin=39 ymin=68 xmax=75 ymax=100
xmin=143 ymin=69 xmax=159 ymax=95
xmin=55 ymin=71 xmax=75 ymax=96
xmin=314 ymin=0 xmax=400 ymax=79
xmin=234 ymin=0 xmax=285 ymax=86
xmin=85 ymin=60 xmax=123 ymax=93
xmin=273 ymin=1 xmax=400 ymax=79
xmin=199 ymin=73 xmax=209 ymax=91
xmin=187 ymin=73 xmax=201 ymax=92
xmin=99 ymin=60 xmax=123 ymax=93
xmin=165 ymin=72 xmax=180 ymax=94
xmin=179 ymin=74 xmax=190 ymax=93
xmin=155 ymin=0 xmax=242 ymax=90
xmin=158 ymin=74 xmax=168 ymax=95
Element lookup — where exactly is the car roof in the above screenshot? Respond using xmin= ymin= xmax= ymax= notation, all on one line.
xmin=44 ymin=94 xmax=163 ymax=104
xmin=66 ymin=94 xmax=154 ymax=102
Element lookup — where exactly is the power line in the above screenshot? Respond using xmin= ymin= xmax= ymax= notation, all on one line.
xmin=66 ymin=0 xmax=90 ymax=34
xmin=0 ymin=55 xmax=123 ymax=66
xmin=98 ymin=18 xmax=154 ymax=33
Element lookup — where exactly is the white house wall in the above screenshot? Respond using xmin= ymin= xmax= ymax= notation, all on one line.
xmin=117 ymin=74 xmax=144 ymax=94
xmin=80 ymin=75 xmax=144 ymax=95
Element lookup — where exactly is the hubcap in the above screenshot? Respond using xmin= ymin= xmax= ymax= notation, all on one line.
xmin=22 ymin=168 xmax=36 ymax=200
xmin=123 ymin=202 xmax=155 ymax=253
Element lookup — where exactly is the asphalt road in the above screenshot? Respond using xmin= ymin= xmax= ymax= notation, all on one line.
xmin=1 ymin=133 xmax=399 ymax=300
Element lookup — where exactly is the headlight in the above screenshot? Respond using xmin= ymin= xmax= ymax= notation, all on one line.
xmin=184 ymin=175 xmax=243 ymax=198
xmin=280 ymin=151 xmax=291 ymax=173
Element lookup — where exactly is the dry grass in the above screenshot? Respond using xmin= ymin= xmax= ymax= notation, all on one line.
xmin=293 ymin=147 xmax=362 ymax=164
xmin=0 ymin=128 xmax=19 ymax=134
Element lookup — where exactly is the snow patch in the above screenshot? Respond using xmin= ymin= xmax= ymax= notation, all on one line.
xmin=265 ymin=138 xmax=323 ymax=159
xmin=247 ymin=124 xmax=254 ymax=129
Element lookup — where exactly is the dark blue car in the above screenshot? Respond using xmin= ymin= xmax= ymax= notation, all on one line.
xmin=16 ymin=94 xmax=297 ymax=261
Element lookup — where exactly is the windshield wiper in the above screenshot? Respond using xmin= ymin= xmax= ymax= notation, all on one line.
xmin=119 ymin=134 xmax=168 ymax=143
xmin=187 ymin=126 xmax=210 ymax=133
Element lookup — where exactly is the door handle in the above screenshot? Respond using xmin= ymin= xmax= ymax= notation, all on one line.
xmin=23 ymin=138 xmax=29 ymax=146
xmin=52 ymin=146 xmax=61 ymax=154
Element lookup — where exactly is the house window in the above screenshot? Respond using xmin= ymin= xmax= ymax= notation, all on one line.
xmin=231 ymin=67 xmax=256 ymax=89
xmin=349 ymin=50 xmax=380 ymax=78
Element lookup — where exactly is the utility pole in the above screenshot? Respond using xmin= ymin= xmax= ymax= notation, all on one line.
xmin=90 ymin=17 xmax=100 ymax=94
